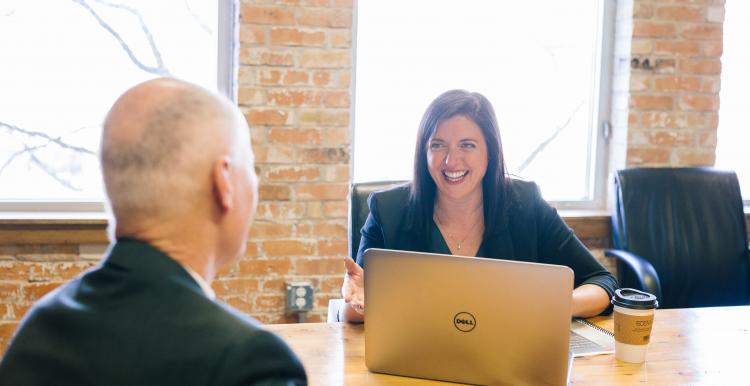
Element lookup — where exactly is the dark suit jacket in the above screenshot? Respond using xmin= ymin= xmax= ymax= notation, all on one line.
xmin=0 ymin=239 xmax=307 ymax=386
xmin=356 ymin=181 xmax=618 ymax=308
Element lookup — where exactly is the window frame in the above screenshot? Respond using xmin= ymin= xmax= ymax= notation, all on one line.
xmin=0 ymin=0 xmax=238 ymax=217
xmin=351 ymin=0 xmax=616 ymax=210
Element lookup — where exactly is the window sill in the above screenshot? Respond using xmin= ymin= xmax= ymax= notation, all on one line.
xmin=0 ymin=212 xmax=109 ymax=245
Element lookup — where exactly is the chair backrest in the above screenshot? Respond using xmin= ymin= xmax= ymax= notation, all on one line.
xmin=349 ymin=181 xmax=407 ymax=258
xmin=612 ymin=167 xmax=749 ymax=308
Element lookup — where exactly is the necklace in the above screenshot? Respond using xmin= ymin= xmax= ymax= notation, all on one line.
xmin=434 ymin=211 xmax=483 ymax=251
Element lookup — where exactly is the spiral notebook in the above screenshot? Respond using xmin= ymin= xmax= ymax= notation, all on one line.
xmin=570 ymin=318 xmax=615 ymax=357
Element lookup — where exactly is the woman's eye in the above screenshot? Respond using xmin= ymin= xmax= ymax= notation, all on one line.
xmin=429 ymin=142 xmax=445 ymax=150
xmin=460 ymin=142 xmax=476 ymax=149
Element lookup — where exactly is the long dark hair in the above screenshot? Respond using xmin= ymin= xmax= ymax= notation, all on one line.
xmin=408 ymin=89 xmax=509 ymax=236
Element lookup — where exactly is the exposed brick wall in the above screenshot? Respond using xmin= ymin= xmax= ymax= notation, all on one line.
xmin=626 ymin=0 xmax=724 ymax=166
xmin=0 ymin=0 xmax=738 ymax=356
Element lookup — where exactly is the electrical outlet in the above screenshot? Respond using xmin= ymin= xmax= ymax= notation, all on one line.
xmin=285 ymin=282 xmax=314 ymax=313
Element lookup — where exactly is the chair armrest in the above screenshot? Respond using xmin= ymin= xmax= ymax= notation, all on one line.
xmin=604 ymin=249 xmax=663 ymax=301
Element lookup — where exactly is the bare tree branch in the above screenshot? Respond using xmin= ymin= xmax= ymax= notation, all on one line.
xmin=71 ymin=0 xmax=171 ymax=76
xmin=183 ymin=0 xmax=212 ymax=35
xmin=0 ymin=144 xmax=46 ymax=175
xmin=0 ymin=120 xmax=97 ymax=155
xmin=516 ymin=101 xmax=585 ymax=173
xmin=28 ymin=150 xmax=81 ymax=191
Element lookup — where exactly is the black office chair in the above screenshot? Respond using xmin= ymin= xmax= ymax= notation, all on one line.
xmin=348 ymin=180 xmax=408 ymax=258
xmin=605 ymin=167 xmax=750 ymax=309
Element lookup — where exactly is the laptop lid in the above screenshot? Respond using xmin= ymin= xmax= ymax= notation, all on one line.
xmin=364 ymin=248 xmax=574 ymax=385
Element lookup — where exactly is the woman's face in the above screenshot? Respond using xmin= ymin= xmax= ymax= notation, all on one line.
xmin=426 ymin=115 xmax=488 ymax=202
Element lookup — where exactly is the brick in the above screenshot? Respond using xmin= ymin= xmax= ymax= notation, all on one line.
xmin=330 ymin=30 xmax=352 ymax=48
xmin=676 ymin=150 xmax=715 ymax=166
xmin=270 ymin=28 xmax=325 ymax=47
xmin=323 ymin=91 xmax=350 ymax=107
xmin=706 ymin=6 xmax=725 ymax=23
xmin=702 ymin=40 xmax=722 ymax=57
xmin=240 ymin=25 xmax=266 ymax=44
xmin=631 ymin=39 xmax=653 ymax=55
xmin=317 ymin=276 xmax=344 ymax=293
xmin=249 ymin=222 xmax=294 ymax=239
xmin=250 ymin=126 xmax=267 ymax=144
xmin=262 ymin=240 xmax=315 ymax=257
xmin=700 ymin=77 xmax=721 ymax=93
xmin=654 ymin=76 xmax=701 ymax=92
xmin=325 ymin=127 xmax=349 ymax=146
xmin=337 ymin=71 xmax=352 ymax=88
xmin=326 ymin=164 xmax=350 ymax=182
xmin=297 ymin=222 xmax=347 ymax=238
xmin=633 ymin=22 xmax=676 ymax=38
xmin=253 ymin=145 xmax=294 ymax=164
xmin=648 ymin=131 xmax=695 ymax=146
xmin=259 ymin=185 xmax=291 ymax=200
xmin=299 ymin=110 xmax=349 ymax=126
xmin=296 ymin=183 xmax=348 ymax=201
xmin=283 ymin=71 xmax=309 ymax=85
xmin=332 ymin=0 xmax=353 ymax=7
xmin=259 ymin=69 xmax=282 ymax=86
xmin=298 ymin=148 xmax=349 ymax=164
xmin=653 ymin=59 xmax=676 ymax=74
xmin=312 ymin=71 xmax=331 ymax=86
xmin=212 ymin=278 xmax=259 ymax=296
xmin=628 ymin=112 xmax=639 ymax=127
xmin=655 ymin=6 xmax=704 ymax=21
xmin=318 ymin=240 xmax=348 ymax=256
xmin=0 ymin=322 xmax=19 ymax=344
xmin=630 ymin=75 xmax=651 ymax=92
xmin=246 ymin=109 xmax=290 ymax=126
xmin=268 ymin=128 xmax=322 ymax=144
xmin=239 ymin=48 xmax=294 ymax=66
xmin=323 ymin=202 xmax=348 ymax=218
xmin=243 ymin=241 xmax=260 ymax=258
xmin=654 ymin=41 xmax=700 ymax=56
xmin=238 ymin=66 xmax=256 ymax=85
xmin=265 ymin=166 xmax=321 ymax=182
xmin=255 ymin=203 xmax=307 ymax=221
xmin=633 ymin=2 xmax=653 ymax=18
xmin=298 ymin=9 xmax=353 ymax=28
xmin=238 ymin=87 xmax=264 ymax=105
xmin=225 ymin=297 xmax=253 ymax=313
xmin=679 ymin=95 xmax=719 ymax=112
xmin=680 ymin=59 xmax=721 ymax=75
xmin=306 ymin=202 xmax=324 ymax=219
xmin=0 ymin=283 xmax=20 ymax=300
xmin=630 ymin=95 xmax=674 ymax=110
xmin=681 ymin=24 xmax=722 ymax=40
xmin=22 ymin=282 xmax=62 ymax=301
xmin=295 ymin=258 xmax=344 ymax=275
xmin=237 ymin=258 xmax=292 ymax=276
xmin=240 ymin=6 xmax=295 ymax=25
xmin=698 ymin=130 xmax=717 ymax=147
xmin=15 ymin=253 xmax=77 ymax=262
xmin=707 ymin=112 xmax=718 ymax=130
xmin=267 ymin=90 xmax=321 ymax=107
xmin=261 ymin=277 xmax=286 ymax=292
xmin=300 ymin=51 xmax=351 ymax=68
xmin=627 ymin=148 xmax=670 ymax=165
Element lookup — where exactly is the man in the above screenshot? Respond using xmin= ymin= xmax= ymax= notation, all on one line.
xmin=0 ymin=78 xmax=307 ymax=385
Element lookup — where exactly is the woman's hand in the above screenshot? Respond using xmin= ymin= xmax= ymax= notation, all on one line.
xmin=341 ymin=257 xmax=365 ymax=322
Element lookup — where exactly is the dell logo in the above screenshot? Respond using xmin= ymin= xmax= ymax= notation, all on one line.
xmin=453 ymin=312 xmax=477 ymax=332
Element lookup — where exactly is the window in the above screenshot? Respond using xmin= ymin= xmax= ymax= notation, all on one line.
xmin=353 ymin=0 xmax=613 ymax=206
xmin=716 ymin=1 xmax=750 ymax=202
xmin=0 ymin=0 xmax=235 ymax=211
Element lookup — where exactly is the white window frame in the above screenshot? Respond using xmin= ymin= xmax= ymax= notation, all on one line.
xmin=0 ymin=0 xmax=237 ymax=216
xmin=351 ymin=0 xmax=616 ymax=211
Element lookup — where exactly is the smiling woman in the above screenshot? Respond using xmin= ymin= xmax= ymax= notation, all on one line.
xmin=340 ymin=90 xmax=618 ymax=323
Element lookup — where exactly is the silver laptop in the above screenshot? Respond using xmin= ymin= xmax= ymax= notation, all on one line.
xmin=364 ymin=248 xmax=574 ymax=386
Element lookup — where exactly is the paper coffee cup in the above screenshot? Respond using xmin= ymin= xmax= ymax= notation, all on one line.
xmin=611 ymin=288 xmax=658 ymax=363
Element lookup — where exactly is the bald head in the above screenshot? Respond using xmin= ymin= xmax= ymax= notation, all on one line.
xmin=101 ymin=78 xmax=253 ymax=230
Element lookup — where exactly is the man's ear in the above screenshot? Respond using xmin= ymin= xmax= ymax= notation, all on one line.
xmin=212 ymin=156 xmax=233 ymax=212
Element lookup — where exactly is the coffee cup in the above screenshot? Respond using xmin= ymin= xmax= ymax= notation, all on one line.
xmin=611 ymin=288 xmax=658 ymax=363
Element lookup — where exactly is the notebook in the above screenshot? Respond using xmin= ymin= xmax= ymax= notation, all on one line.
xmin=364 ymin=248 xmax=575 ymax=385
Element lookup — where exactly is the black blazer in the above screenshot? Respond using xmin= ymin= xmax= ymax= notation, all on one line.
xmin=0 ymin=239 xmax=307 ymax=386
xmin=356 ymin=180 xmax=618 ymax=305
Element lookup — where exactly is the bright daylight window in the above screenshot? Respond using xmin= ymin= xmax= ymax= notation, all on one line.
xmin=715 ymin=1 xmax=750 ymax=202
xmin=0 ymin=0 xmax=233 ymax=210
xmin=353 ymin=0 xmax=612 ymax=205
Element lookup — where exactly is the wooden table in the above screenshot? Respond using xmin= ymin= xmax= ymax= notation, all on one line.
xmin=266 ymin=306 xmax=750 ymax=385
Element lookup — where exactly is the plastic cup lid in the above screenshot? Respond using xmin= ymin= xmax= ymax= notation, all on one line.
xmin=611 ymin=288 xmax=658 ymax=309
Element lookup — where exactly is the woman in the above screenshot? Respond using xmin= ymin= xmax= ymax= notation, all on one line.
xmin=341 ymin=90 xmax=617 ymax=322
